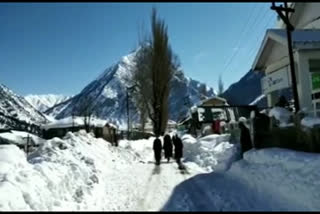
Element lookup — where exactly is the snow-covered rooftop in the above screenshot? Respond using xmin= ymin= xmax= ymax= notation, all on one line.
xmin=42 ymin=116 xmax=117 ymax=130
xmin=270 ymin=29 xmax=320 ymax=44
xmin=0 ymin=130 xmax=45 ymax=146
xmin=200 ymin=96 xmax=227 ymax=106
xmin=252 ymin=29 xmax=320 ymax=71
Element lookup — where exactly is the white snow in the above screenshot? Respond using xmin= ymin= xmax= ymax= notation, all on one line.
xmin=0 ymin=131 xmax=201 ymax=211
xmin=269 ymin=107 xmax=292 ymax=126
xmin=101 ymin=86 xmax=117 ymax=99
xmin=0 ymin=131 xmax=45 ymax=146
xmin=1 ymin=129 xmax=320 ymax=211
xmin=301 ymin=116 xmax=320 ymax=128
xmin=249 ymin=94 xmax=265 ymax=105
xmin=163 ymin=146 xmax=320 ymax=211
xmin=25 ymin=94 xmax=72 ymax=113
xmin=182 ymin=134 xmax=241 ymax=172
xmin=0 ymin=84 xmax=48 ymax=124
xmin=42 ymin=116 xmax=116 ymax=130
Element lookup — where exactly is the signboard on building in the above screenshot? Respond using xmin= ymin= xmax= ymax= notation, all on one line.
xmin=261 ymin=66 xmax=291 ymax=94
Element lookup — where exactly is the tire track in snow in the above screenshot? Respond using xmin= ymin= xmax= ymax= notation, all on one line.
xmin=136 ymin=165 xmax=161 ymax=211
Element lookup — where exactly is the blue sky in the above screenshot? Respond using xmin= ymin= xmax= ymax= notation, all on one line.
xmin=0 ymin=3 xmax=277 ymax=96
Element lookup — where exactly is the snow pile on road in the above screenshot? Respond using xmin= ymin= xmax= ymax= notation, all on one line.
xmin=0 ymin=130 xmax=141 ymax=211
xmin=301 ymin=116 xmax=320 ymax=128
xmin=182 ymin=134 xmax=241 ymax=172
xmin=228 ymin=148 xmax=320 ymax=210
xmin=118 ymin=137 xmax=160 ymax=163
xmin=0 ymin=131 xmax=45 ymax=145
xmin=163 ymin=147 xmax=320 ymax=211
xmin=269 ymin=107 xmax=292 ymax=127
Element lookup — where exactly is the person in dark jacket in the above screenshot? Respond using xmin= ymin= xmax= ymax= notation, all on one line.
xmin=239 ymin=121 xmax=252 ymax=157
xmin=172 ymin=134 xmax=177 ymax=147
xmin=153 ymin=138 xmax=162 ymax=165
xmin=163 ymin=134 xmax=173 ymax=163
xmin=173 ymin=134 xmax=183 ymax=165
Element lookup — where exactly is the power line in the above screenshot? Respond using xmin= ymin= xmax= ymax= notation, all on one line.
xmin=219 ymin=3 xmax=259 ymax=77
xmin=221 ymin=3 xmax=266 ymax=76
xmin=226 ymin=6 xmax=276 ymax=75
xmin=244 ymin=13 xmax=276 ymax=70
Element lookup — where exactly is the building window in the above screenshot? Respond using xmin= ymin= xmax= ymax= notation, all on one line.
xmin=309 ymin=59 xmax=320 ymax=115
xmin=309 ymin=59 xmax=320 ymax=91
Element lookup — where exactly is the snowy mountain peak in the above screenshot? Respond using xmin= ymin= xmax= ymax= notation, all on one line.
xmin=0 ymin=84 xmax=48 ymax=126
xmin=45 ymin=47 xmax=216 ymax=127
xmin=25 ymin=94 xmax=72 ymax=113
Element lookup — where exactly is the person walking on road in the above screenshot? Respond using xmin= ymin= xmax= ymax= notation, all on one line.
xmin=163 ymin=134 xmax=173 ymax=163
xmin=173 ymin=134 xmax=183 ymax=165
xmin=153 ymin=137 xmax=162 ymax=165
xmin=239 ymin=120 xmax=252 ymax=158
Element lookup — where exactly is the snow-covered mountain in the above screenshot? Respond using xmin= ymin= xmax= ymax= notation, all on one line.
xmin=221 ymin=70 xmax=267 ymax=108
xmin=0 ymin=84 xmax=48 ymax=127
xmin=25 ymin=94 xmax=72 ymax=113
xmin=45 ymin=49 xmax=215 ymax=126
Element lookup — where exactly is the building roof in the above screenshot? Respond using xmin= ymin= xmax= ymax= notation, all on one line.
xmin=200 ymin=96 xmax=227 ymax=106
xmin=42 ymin=116 xmax=117 ymax=130
xmin=252 ymin=29 xmax=320 ymax=71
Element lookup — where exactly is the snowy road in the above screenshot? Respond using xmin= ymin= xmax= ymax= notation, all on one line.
xmin=104 ymin=153 xmax=201 ymax=211
xmin=1 ymin=132 xmax=319 ymax=211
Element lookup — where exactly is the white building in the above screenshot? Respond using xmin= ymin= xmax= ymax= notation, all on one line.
xmin=252 ymin=3 xmax=320 ymax=116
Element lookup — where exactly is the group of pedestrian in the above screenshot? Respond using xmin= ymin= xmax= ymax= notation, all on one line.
xmin=153 ymin=134 xmax=183 ymax=165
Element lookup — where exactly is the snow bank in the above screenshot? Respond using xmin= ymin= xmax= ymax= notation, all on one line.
xmin=182 ymin=134 xmax=241 ymax=172
xmin=301 ymin=116 xmax=320 ymax=128
xmin=118 ymin=137 xmax=160 ymax=163
xmin=228 ymin=148 xmax=320 ymax=210
xmin=269 ymin=107 xmax=292 ymax=126
xmin=0 ymin=130 xmax=141 ymax=211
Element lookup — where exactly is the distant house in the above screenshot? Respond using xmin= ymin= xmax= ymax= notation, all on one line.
xmin=42 ymin=116 xmax=118 ymax=144
xmin=252 ymin=3 xmax=320 ymax=116
xmin=199 ymin=96 xmax=228 ymax=107
xmin=94 ymin=122 xmax=117 ymax=145
xmin=0 ymin=130 xmax=44 ymax=153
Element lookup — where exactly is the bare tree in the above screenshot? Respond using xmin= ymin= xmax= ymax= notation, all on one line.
xmin=78 ymin=96 xmax=94 ymax=133
xmin=218 ymin=75 xmax=224 ymax=96
xmin=131 ymin=8 xmax=179 ymax=137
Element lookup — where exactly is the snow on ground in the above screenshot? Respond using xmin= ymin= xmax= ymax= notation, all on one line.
xmin=182 ymin=134 xmax=241 ymax=172
xmin=269 ymin=107 xmax=292 ymax=126
xmin=0 ymin=131 xmax=202 ymax=211
xmin=301 ymin=115 xmax=320 ymax=128
xmin=1 ymin=130 xmax=320 ymax=211
xmin=163 ymin=142 xmax=320 ymax=211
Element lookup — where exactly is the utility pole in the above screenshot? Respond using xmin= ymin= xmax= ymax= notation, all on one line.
xmin=271 ymin=2 xmax=300 ymax=113
xmin=126 ymin=88 xmax=130 ymax=140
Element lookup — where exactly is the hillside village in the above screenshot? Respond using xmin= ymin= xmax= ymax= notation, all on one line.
xmin=1 ymin=2 xmax=320 ymax=211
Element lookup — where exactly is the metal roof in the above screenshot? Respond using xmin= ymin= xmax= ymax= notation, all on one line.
xmin=252 ymin=29 xmax=320 ymax=71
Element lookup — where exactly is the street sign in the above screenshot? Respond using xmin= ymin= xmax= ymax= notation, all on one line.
xmin=261 ymin=66 xmax=291 ymax=94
